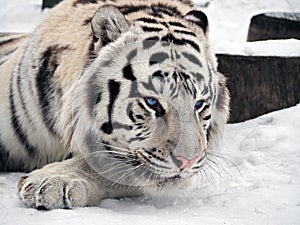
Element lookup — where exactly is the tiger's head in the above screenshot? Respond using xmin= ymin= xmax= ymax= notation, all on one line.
xmin=65 ymin=5 xmax=229 ymax=193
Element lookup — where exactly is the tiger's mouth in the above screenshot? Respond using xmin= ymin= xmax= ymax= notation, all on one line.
xmin=158 ymin=174 xmax=181 ymax=184
xmin=140 ymin=169 xmax=182 ymax=184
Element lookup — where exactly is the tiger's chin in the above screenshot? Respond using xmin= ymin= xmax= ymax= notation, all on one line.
xmin=139 ymin=172 xmax=196 ymax=196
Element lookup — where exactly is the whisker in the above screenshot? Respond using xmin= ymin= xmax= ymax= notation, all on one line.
xmin=207 ymin=152 xmax=242 ymax=177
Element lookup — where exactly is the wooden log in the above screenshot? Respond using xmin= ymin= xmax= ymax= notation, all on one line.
xmin=217 ymin=54 xmax=300 ymax=123
xmin=247 ymin=12 xmax=300 ymax=41
xmin=42 ymin=0 xmax=62 ymax=9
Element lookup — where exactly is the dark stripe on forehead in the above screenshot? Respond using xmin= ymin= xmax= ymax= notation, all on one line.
xmin=182 ymin=52 xmax=202 ymax=67
xmin=169 ymin=21 xmax=187 ymax=28
xmin=137 ymin=17 xmax=159 ymax=24
xmin=151 ymin=4 xmax=182 ymax=17
xmin=142 ymin=26 xmax=163 ymax=32
xmin=179 ymin=72 xmax=197 ymax=97
xmin=149 ymin=52 xmax=169 ymax=65
xmin=174 ymin=29 xmax=196 ymax=37
xmin=201 ymin=86 xmax=209 ymax=95
xmin=141 ymin=77 xmax=159 ymax=95
xmin=119 ymin=3 xmax=182 ymax=17
xmin=137 ymin=17 xmax=169 ymax=28
xmin=191 ymin=72 xmax=204 ymax=83
xmin=161 ymin=34 xmax=200 ymax=52
xmin=101 ymin=80 xmax=120 ymax=134
xmin=118 ymin=5 xmax=149 ymax=15
xmin=143 ymin=36 xmax=160 ymax=49
xmin=161 ymin=33 xmax=184 ymax=46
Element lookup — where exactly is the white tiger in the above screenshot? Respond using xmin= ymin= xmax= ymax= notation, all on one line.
xmin=0 ymin=0 xmax=229 ymax=209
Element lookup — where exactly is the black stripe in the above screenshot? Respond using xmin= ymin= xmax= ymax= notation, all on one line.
xmin=137 ymin=17 xmax=169 ymax=28
xmin=123 ymin=64 xmax=136 ymax=81
xmin=101 ymin=80 xmax=120 ymax=134
xmin=184 ymin=10 xmax=208 ymax=33
xmin=201 ymin=105 xmax=210 ymax=113
xmin=0 ymin=36 xmax=24 ymax=47
xmin=136 ymin=114 xmax=145 ymax=120
xmin=119 ymin=4 xmax=182 ymax=17
xmin=151 ymin=4 xmax=182 ymax=17
xmin=0 ymin=47 xmax=18 ymax=66
xmin=119 ymin=5 xmax=149 ymax=15
xmin=144 ymin=98 xmax=166 ymax=117
xmin=169 ymin=21 xmax=187 ymax=28
xmin=129 ymin=110 xmax=136 ymax=123
xmin=112 ymin=122 xmax=133 ymax=131
xmin=127 ymin=49 xmax=137 ymax=61
xmin=16 ymin=63 xmax=33 ymax=126
xmin=161 ymin=33 xmax=184 ymax=46
xmin=143 ymin=36 xmax=160 ymax=49
xmin=182 ymin=52 xmax=202 ymax=67
xmin=142 ymin=26 xmax=163 ymax=32
xmin=137 ymin=102 xmax=150 ymax=114
xmin=36 ymin=46 xmax=68 ymax=137
xmin=145 ymin=150 xmax=168 ymax=163
xmin=137 ymin=17 xmax=159 ymax=24
xmin=140 ymin=152 xmax=171 ymax=169
xmin=174 ymin=29 xmax=196 ymax=37
xmin=9 ymin=74 xmax=37 ymax=157
xmin=149 ymin=52 xmax=169 ymax=65
xmin=203 ymin=115 xmax=211 ymax=120
xmin=128 ymin=135 xmax=147 ymax=143
xmin=152 ymin=70 xmax=164 ymax=79
xmin=72 ymin=0 xmax=98 ymax=7
xmin=0 ymin=140 xmax=9 ymax=171
xmin=182 ymin=38 xmax=200 ymax=52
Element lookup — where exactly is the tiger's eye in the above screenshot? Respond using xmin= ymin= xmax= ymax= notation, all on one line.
xmin=194 ymin=100 xmax=204 ymax=110
xmin=145 ymin=97 xmax=158 ymax=106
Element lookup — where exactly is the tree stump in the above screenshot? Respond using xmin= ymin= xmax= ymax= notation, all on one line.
xmin=42 ymin=0 xmax=62 ymax=9
xmin=247 ymin=12 xmax=300 ymax=41
xmin=217 ymin=54 xmax=300 ymax=123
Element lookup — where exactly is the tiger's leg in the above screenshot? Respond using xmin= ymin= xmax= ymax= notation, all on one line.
xmin=17 ymin=155 xmax=141 ymax=209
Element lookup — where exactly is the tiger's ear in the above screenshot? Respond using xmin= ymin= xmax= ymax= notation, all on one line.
xmin=183 ymin=10 xmax=209 ymax=34
xmin=91 ymin=6 xmax=130 ymax=49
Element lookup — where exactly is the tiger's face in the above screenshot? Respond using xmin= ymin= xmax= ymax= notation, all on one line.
xmin=70 ymin=5 xmax=229 ymax=193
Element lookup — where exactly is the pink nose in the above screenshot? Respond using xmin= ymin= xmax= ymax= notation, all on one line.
xmin=171 ymin=155 xmax=200 ymax=170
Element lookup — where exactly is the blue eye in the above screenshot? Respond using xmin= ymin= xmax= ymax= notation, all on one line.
xmin=194 ymin=100 xmax=204 ymax=110
xmin=145 ymin=97 xmax=158 ymax=106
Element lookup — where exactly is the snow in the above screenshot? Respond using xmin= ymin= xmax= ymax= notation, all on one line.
xmin=195 ymin=0 xmax=300 ymax=56
xmin=1 ymin=105 xmax=300 ymax=225
xmin=216 ymin=39 xmax=300 ymax=56
xmin=1 ymin=0 xmax=300 ymax=225
xmin=0 ymin=0 xmax=45 ymax=33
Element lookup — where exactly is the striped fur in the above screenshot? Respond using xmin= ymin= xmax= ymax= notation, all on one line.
xmin=0 ymin=0 xmax=230 ymax=209
xmin=0 ymin=33 xmax=27 ymax=65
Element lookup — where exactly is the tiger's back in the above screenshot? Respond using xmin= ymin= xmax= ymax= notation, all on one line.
xmin=0 ymin=0 xmax=207 ymax=171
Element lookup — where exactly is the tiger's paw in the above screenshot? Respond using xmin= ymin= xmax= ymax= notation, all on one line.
xmin=18 ymin=172 xmax=90 ymax=210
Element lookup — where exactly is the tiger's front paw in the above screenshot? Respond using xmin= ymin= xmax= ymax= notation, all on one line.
xmin=18 ymin=172 xmax=90 ymax=209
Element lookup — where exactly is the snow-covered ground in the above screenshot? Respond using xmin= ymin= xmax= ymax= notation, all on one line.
xmin=1 ymin=0 xmax=300 ymax=225
xmin=1 ymin=105 xmax=300 ymax=225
